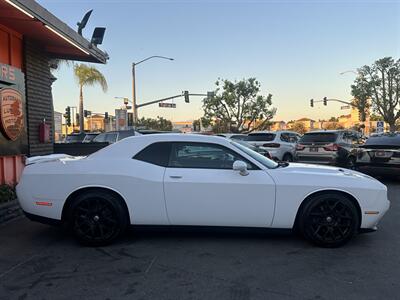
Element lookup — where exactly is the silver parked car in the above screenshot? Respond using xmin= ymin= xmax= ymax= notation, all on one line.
xmin=246 ymin=131 xmax=301 ymax=161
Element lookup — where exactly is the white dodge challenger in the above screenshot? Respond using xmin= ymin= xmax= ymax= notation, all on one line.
xmin=16 ymin=134 xmax=390 ymax=247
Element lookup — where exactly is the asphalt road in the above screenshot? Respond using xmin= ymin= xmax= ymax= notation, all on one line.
xmin=0 ymin=179 xmax=399 ymax=300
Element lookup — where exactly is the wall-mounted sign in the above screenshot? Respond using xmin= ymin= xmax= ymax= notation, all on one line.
xmin=0 ymin=88 xmax=24 ymax=141
xmin=0 ymin=64 xmax=17 ymax=84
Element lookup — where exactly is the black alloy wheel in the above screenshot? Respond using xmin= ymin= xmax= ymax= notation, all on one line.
xmin=69 ymin=191 xmax=128 ymax=246
xmin=299 ymin=193 xmax=359 ymax=247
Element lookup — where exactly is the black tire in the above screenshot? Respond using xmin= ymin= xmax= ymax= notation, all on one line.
xmin=298 ymin=193 xmax=359 ymax=248
xmin=282 ymin=153 xmax=293 ymax=162
xmin=347 ymin=156 xmax=357 ymax=170
xmin=67 ymin=191 xmax=128 ymax=246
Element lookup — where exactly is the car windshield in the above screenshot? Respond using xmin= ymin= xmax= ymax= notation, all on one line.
xmin=65 ymin=135 xmax=83 ymax=143
xmin=246 ymin=133 xmax=276 ymax=142
xmin=231 ymin=141 xmax=278 ymax=169
xmin=300 ymin=132 xmax=338 ymax=143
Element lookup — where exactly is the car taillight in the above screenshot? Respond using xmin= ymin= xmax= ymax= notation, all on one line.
xmin=323 ymin=143 xmax=340 ymax=151
xmin=263 ymin=143 xmax=280 ymax=148
xmin=296 ymin=144 xmax=305 ymax=151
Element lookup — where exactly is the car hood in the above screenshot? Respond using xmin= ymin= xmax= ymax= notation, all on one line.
xmin=279 ymin=162 xmax=375 ymax=180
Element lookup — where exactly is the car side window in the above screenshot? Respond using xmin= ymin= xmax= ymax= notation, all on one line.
xmin=105 ymin=133 xmax=118 ymax=143
xmin=280 ymin=133 xmax=290 ymax=142
xmin=169 ymin=142 xmax=256 ymax=170
xmin=133 ymin=142 xmax=172 ymax=167
xmin=288 ymin=133 xmax=299 ymax=143
xmin=93 ymin=133 xmax=106 ymax=142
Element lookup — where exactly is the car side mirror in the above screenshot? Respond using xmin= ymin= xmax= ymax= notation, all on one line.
xmin=233 ymin=160 xmax=249 ymax=176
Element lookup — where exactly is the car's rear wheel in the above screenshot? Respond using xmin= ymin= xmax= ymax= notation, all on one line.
xmin=67 ymin=191 xmax=128 ymax=246
xmin=298 ymin=193 xmax=359 ymax=247
xmin=282 ymin=153 xmax=293 ymax=162
xmin=347 ymin=156 xmax=357 ymax=170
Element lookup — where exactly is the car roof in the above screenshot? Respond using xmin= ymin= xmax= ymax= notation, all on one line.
xmin=304 ymin=130 xmax=345 ymax=134
xmin=89 ymin=133 xmax=232 ymax=159
xmin=248 ymin=130 xmax=297 ymax=134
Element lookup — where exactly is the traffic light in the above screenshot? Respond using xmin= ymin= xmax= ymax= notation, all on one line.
xmin=207 ymin=91 xmax=215 ymax=100
xmin=310 ymin=99 xmax=314 ymax=107
xmin=323 ymin=97 xmax=327 ymax=106
xmin=84 ymin=110 xmax=88 ymax=117
xmin=104 ymin=112 xmax=108 ymax=120
xmin=184 ymin=91 xmax=189 ymax=103
xmin=65 ymin=106 xmax=71 ymax=126
xmin=76 ymin=113 xmax=80 ymax=126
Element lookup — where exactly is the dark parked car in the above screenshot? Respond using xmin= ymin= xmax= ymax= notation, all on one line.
xmin=92 ymin=130 xmax=141 ymax=144
xmin=295 ymin=130 xmax=361 ymax=167
xmin=354 ymin=133 xmax=400 ymax=175
xmin=64 ymin=132 xmax=99 ymax=143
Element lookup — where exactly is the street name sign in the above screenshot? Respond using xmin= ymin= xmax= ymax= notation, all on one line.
xmin=159 ymin=103 xmax=176 ymax=108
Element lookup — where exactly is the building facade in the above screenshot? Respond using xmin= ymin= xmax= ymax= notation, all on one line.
xmin=0 ymin=0 xmax=107 ymax=184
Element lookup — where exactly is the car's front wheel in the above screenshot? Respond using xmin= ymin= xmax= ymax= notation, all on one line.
xmin=67 ymin=191 xmax=128 ymax=246
xmin=298 ymin=193 xmax=359 ymax=247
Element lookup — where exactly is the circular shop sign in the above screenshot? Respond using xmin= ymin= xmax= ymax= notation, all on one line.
xmin=0 ymin=88 xmax=24 ymax=141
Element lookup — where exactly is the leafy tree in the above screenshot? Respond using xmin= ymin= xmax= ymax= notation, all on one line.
xmin=136 ymin=116 xmax=173 ymax=131
xmin=325 ymin=122 xmax=344 ymax=130
xmin=370 ymin=114 xmax=384 ymax=121
xmin=328 ymin=117 xmax=338 ymax=122
xmin=291 ymin=122 xmax=307 ymax=134
xmin=351 ymin=75 xmax=372 ymax=122
xmin=193 ymin=118 xmax=211 ymax=132
xmin=202 ymin=78 xmax=276 ymax=133
xmin=355 ymin=57 xmax=400 ymax=132
xmin=74 ymin=64 xmax=108 ymax=132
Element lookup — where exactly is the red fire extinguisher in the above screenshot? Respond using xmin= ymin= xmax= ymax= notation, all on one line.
xmin=39 ymin=118 xmax=50 ymax=143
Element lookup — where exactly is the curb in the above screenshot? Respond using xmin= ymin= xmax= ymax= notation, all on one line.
xmin=0 ymin=200 xmax=23 ymax=225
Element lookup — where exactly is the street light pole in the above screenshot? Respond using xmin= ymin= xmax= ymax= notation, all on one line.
xmin=132 ymin=63 xmax=137 ymax=124
xmin=131 ymin=56 xmax=174 ymax=125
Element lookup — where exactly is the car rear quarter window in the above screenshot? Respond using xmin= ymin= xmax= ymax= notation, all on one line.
xmin=134 ymin=142 xmax=172 ymax=167
xmin=246 ymin=133 xmax=276 ymax=142
xmin=300 ymin=132 xmax=338 ymax=143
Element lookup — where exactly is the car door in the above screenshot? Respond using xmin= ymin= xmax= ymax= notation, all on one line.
xmin=163 ymin=142 xmax=276 ymax=227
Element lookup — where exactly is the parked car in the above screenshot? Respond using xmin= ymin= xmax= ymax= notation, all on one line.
xmin=354 ymin=133 xmax=400 ymax=176
xmin=295 ymin=130 xmax=361 ymax=167
xmin=82 ymin=133 xmax=99 ymax=143
xmin=92 ymin=130 xmax=141 ymax=144
xmin=216 ymin=133 xmax=248 ymax=141
xmin=17 ymin=134 xmax=389 ymax=248
xmin=246 ymin=131 xmax=301 ymax=161
xmin=64 ymin=132 xmax=97 ymax=144
xmin=233 ymin=140 xmax=272 ymax=159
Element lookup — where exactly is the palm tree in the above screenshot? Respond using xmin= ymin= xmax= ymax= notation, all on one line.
xmin=74 ymin=64 xmax=108 ymax=132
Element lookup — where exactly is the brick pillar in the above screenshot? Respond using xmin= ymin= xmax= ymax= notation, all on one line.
xmin=24 ymin=39 xmax=54 ymax=156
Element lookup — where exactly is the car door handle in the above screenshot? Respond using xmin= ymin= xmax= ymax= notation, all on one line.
xmin=169 ymin=175 xmax=182 ymax=179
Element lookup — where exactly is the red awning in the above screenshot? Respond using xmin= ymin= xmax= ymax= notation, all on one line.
xmin=0 ymin=0 xmax=107 ymax=64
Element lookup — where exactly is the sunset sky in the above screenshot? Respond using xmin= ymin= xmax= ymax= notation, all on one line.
xmin=38 ymin=0 xmax=400 ymax=122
